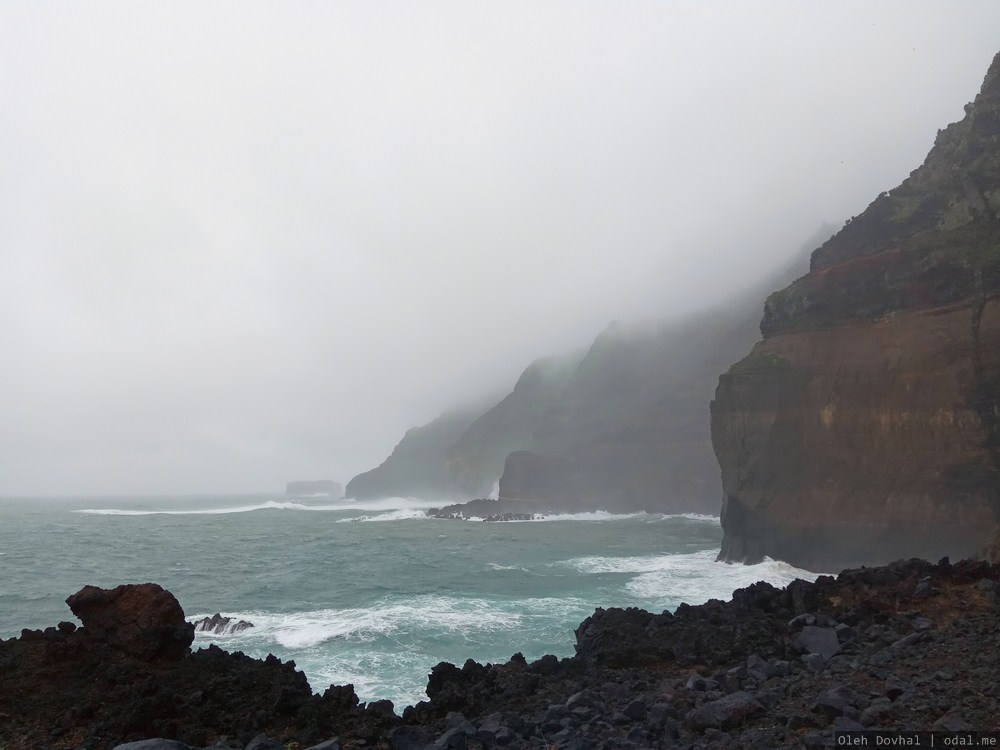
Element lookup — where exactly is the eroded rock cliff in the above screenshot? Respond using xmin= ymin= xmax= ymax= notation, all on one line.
xmin=712 ymin=52 xmax=1000 ymax=571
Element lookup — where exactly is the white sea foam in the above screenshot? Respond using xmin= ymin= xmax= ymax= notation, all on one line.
xmin=190 ymin=594 xmax=590 ymax=651
xmin=191 ymin=595 xmax=526 ymax=650
xmin=523 ymin=510 xmax=649 ymax=522
xmin=674 ymin=513 xmax=721 ymax=522
xmin=75 ymin=496 xmax=444 ymax=516
xmin=486 ymin=562 xmax=543 ymax=575
xmin=308 ymin=647 xmax=433 ymax=707
xmin=77 ymin=501 xmax=311 ymax=515
xmin=336 ymin=509 xmax=428 ymax=523
xmin=290 ymin=595 xmax=593 ymax=705
xmin=564 ymin=549 xmax=821 ymax=608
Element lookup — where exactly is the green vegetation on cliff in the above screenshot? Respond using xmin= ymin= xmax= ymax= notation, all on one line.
xmin=762 ymin=54 xmax=1000 ymax=337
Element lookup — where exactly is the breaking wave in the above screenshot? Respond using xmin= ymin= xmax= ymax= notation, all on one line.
xmin=563 ymin=549 xmax=821 ymax=607
xmin=75 ymin=497 xmax=444 ymax=516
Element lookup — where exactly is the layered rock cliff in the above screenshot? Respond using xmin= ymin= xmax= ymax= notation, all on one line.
xmin=712 ymin=53 xmax=1000 ymax=571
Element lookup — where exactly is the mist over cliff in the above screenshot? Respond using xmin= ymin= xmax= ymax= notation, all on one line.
xmin=347 ymin=226 xmax=833 ymax=511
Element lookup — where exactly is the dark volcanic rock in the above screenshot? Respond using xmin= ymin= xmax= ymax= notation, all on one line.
xmin=796 ymin=626 xmax=841 ymax=659
xmin=428 ymin=498 xmax=542 ymax=521
xmin=192 ymin=613 xmax=255 ymax=635
xmin=0 ymin=586 xmax=378 ymax=750
xmin=684 ymin=690 xmax=765 ymax=731
xmin=66 ymin=583 xmax=194 ymax=661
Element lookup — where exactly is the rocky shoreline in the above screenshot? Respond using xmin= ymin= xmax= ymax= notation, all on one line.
xmin=2 ymin=558 xmax=999 ymax=749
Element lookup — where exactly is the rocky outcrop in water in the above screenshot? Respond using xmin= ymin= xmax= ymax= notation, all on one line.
xmin=428 ymin=498 xmax=540 ymax=521
xmin=711 ymin=53 xmax=1000 ymax=571
xmin=192 ymin=613 xmax=255 ymax=635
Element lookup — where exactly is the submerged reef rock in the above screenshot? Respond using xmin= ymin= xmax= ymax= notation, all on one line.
xmin=3 ymin=561 xmax=1000 ymax=748
xmin=712 ymin=52 xmax=1000 ymax=571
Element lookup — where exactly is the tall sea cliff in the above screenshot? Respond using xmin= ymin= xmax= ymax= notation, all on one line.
xmin=712 ymin=53 xmax=1000 ymax=571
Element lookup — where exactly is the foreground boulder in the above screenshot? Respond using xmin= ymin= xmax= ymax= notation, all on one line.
xmin=66 ymin=582 xmax=194 ymax=661
xmin=0 ymin=583 xmax=382 ymax=749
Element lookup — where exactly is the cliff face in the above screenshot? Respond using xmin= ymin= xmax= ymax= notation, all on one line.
xmin=344 ymin=354 xmax=580 ymax=501
xmin=442 ymin=351 xmax=582 ymax=498
xmin=344 ymin=409 xmax=480 ymax=500
xmin=498 ymin=315 xmax=760 ymax=513
xmin=496 ymin=229 xmax=828 ymax=514
xmin=712 ymin=53 xmax=1000 ymax=571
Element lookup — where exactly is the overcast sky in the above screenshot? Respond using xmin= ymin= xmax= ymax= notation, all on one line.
xmin=2 ymin=2 xmax=999 ymax=496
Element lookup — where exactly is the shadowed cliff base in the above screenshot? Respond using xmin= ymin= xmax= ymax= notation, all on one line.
xmin=712 ymin=52 xmax=1000 ymax=571
xmin=4 ymin=561 xmax=1000 ymax=749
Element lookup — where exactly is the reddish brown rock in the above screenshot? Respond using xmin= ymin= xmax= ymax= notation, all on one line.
xmin=711 ymin=53 xmax=1000 ymax=571
xmin=66 ymin=582 xmax=194 ymax=661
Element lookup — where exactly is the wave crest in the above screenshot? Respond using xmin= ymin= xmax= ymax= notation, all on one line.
xmin=564 ymin=549 xmax=821 ymax=606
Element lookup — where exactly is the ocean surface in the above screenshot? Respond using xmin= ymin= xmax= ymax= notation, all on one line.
xmin=0 ymin=494 xmax=819 ymax=709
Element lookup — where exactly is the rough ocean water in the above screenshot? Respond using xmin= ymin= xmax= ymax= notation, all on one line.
xmin=0 ymin=495 xmax=819 ymax=708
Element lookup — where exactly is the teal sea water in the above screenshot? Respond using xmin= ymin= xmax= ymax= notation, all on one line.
xmin=0 ymin=495 xmax=818 ymax=708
